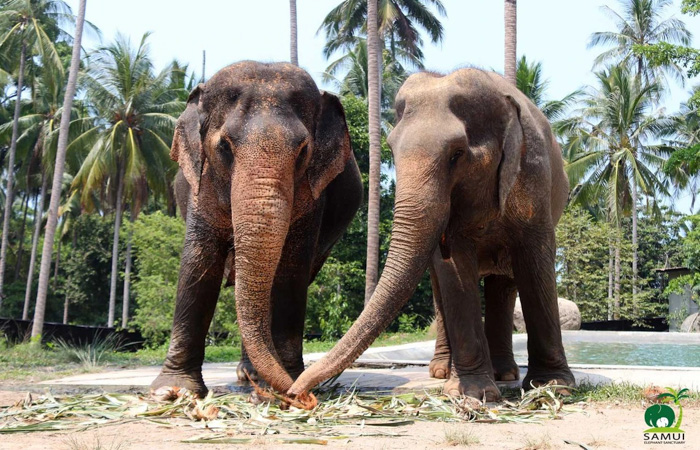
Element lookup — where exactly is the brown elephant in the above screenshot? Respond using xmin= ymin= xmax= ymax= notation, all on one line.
xmin=288 ymin=68 xmax=574 ymax=403
xmin=151 ymin=61 xmax=362 ymax=397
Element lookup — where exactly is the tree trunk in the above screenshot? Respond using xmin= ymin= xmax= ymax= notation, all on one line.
xmin=0 ymin=41 xmax=26 ymax=309
xmin=504 ymin=0 xmax=517 ymax=85
xmin=63 ymin=291 xmax=69 ymax=324
xmin=14 ymin=192 xmax=30 ymax=280
xmin=32 ymin=0 xmax=87 ymax=339
xmin=614 ymin=230 xmax=621 ymax=320
xmin=121 ymin=220 xmax=133 ymax=328
xmin=365 ymin=0 xmax=381 ymax=305
xmin=631 ymin=173 xmax=638 ymax=317
xmin=23 ymin=173 xmax=48 ymax=320
xmin=108 ymin=166 xmax=125 ymax=328
xmin=289 ymin=0 xmax=298 ymax=66
xmin=608 ymin=238 xmax=614 ymax=321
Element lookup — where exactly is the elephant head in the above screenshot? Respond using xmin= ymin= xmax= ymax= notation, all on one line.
xmin=289 ymin=69 xmax=543 ymax=400
xmin=171 ymin=62 xmax=352 ymax=393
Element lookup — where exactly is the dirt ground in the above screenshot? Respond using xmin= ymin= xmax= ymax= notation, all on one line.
xmin=1 ymin=390 xmax=698 ymax=449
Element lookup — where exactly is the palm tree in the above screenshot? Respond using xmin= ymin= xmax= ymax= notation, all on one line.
xmin=564 ymin=66 xmax=670 ymax=318
xmin=0 ymin=63 xmax=68 ymax=319
xmin=67 ymin=33 xmax=183 ymax=328
xmin=0 ymin=0 xmax=69 ymax=305
xmin=660 ymin=94 xmax=700 ymax=208
xmin=504 ymin=0 xmax=517 ymax=85
xmin=589 ymin=0 xmax=692 ymax=84
xmin=323 ymin=38 xmax=408 ymax=120
xmin=290 ymin=0 xmax=298 ymax=66
xmin=515 ymin=56 xmax=581 ymax=123
xmin=365 ymin=0 xmax=381 ymax=303
xmin=319 ymin=0 xmax=447 ymax=68
xmin=32 ymin=0 xmax=86 ymax=339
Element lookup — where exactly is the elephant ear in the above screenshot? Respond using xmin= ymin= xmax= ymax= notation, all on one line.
xmin=171 ymin=83 xmax=206 ymax=196
xmin=307 ymin=91 xmax=353 ymax=200
xmin=498 ymin=95 xmax=526 ymax=213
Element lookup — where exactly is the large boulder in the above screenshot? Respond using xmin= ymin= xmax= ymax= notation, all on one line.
xmin=680 ymin=313 xmax=700 ymax=333
xmin=513 ymin=297 xmax=582 ymax=332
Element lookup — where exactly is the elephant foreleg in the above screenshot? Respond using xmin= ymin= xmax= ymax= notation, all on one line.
xmin=432 ymin=248 xmax=500 ymax=401
xmin=428 ymin=263 xmax=451 ymax=379
xmin=511 ymin=226 xmax=574 ymax=390
xmin=484 ymin=274 xmax=519 ymax=381
xmin=151 ymin=216 xmax=227 ymax=397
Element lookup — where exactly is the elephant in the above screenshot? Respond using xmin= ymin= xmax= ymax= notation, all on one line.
xmin=150 ymin=61 xmax=363 ymax=397
xmin=288 ymin=68 xmax=574 ymax=404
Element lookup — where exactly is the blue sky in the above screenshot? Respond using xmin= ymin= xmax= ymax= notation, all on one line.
xmin=67 ymin=0 xmax=700 ymax=212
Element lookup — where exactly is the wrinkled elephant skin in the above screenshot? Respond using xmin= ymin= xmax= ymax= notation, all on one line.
xmin=289 ymin=68 xmax=574 ymax=403
xmin=151 ymin=61 xmax=362 ymax=397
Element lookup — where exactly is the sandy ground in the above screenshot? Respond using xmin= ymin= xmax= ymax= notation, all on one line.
xmin=1 ymin=390 xmax=698 ymax=449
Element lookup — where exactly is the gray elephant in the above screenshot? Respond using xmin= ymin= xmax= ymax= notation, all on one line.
xmin=289 ymin=68 xmax=573 ymax=403
xmin=151 ymin=61 xmax=362 ymax=397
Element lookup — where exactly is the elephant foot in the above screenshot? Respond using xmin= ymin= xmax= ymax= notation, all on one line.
xmin=429 ymin=356 xmax=450 ymax=379
xmin=236 ymin=359 xmax=260 ymax=383
xmin=491 ymin=355 xmax=519 ymax=381
xmin=443 ymin=373 xmax=501 ymax=402
xmin=150 ymin=370 xmax=207 ymax=399
xmin=523 ymin=365 xmax=575 ymax=395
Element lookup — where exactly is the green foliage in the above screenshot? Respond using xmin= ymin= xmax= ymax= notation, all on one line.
xmin=61 ymin=214 xmax=117 ymax=325
xmin=633 ymin=42 xmax=700 ymax=78
xmin=682 ymin=0 xmax=700 ymax=16
xmin=129 ymin=211 xmax=238 ymax=346
xmin=129 ymin=212 xmax=183 ymax=345
xmin=556 ymin=205 xmax=611 ymax=320
xmin=667 ymin=215 xmax=700 ymax=300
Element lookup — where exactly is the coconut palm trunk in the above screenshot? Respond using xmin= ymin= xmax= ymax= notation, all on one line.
xmin=289 ymin=0 xmax=298 ymax=66
xmin=631 ymin=171 xmax=638 ymax=317
xmin=608 ymin=239 xmax=614 ymax=320
xmin=504 ymin=0 xmax=517 ymax=85
xmin=14 ymin=192 xmax=30 ymax=279
xmin=32 ymin=0 xmax=87 ymax=339
xmin=0 ymin=41 xmax=27 ymax=309
xmin=614 ymin=230 xmax=621 ymax=320
xmin=108 ymin=165 xmax=125 ymax=328
xmin=23 ymin=172 xmax=48 ymax=320
xmin=365 ymin=0 xmax=381 ymax=304
xmin=52 ymin=235 xmax=61 ymax=291
xmin=121 ymin=218 xmax=133 ymax=328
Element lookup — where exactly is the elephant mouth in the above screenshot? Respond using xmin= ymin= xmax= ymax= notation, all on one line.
xmin=439 ymin=232 xmax=451 ymax=260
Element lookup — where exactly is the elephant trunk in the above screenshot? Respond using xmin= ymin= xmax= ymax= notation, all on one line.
xmin=232 ymin=168 xmax=295 ymax=393
xmin=288 ymin=174 xmax=449 ymax=399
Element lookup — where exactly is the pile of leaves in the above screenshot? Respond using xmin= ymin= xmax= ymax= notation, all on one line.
xmin=0 ymin=384 xmax=579 ymax=444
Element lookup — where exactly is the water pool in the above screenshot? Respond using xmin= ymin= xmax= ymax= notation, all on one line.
xmin=512 ymin=331 xmax=700 ymax=367
xmin=513 ymin=341 xmax=700 ymax=367
xmin=349 ymin=330 xmax=700 ymax=368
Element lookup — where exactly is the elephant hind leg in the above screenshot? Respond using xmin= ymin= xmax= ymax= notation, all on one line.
xmin=484 ymin=274 xmax=519 ymax=381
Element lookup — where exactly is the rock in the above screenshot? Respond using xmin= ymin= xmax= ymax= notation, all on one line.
xmin=680 ymin=313 xmax=700 ymax=333
xmin=513 ymin=297 xmax=582 ymax=332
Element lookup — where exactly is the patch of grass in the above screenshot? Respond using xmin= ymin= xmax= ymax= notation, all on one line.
xmin=520 ymin=433 xmax=553 ymax=450
xmin=303 ymin=330 xmax=430 ymax=354
xmin=64 ymin=435 xmax=127 ymax=450
xmin=54 ymin=334 xmax=127 ymax=369
xmin=572 ymin=382 xmax=700 ymax=405
xmin=444 ymin=428 xmax=480 ymax=446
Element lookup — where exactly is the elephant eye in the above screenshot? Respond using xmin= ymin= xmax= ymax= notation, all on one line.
xmin=449 ymin=149 xmax=464 ymax=167
xmin=296 ymin=142 xmax=309 ymax=171
xmin=217 ymin=138 xmax=233 ymax=166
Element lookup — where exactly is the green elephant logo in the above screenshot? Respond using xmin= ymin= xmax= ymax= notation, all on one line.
xmin=643 ymin=387 xmax=689 ymax=433
xmin=645 ymin=404 xmax=675 ymax=429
